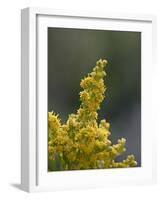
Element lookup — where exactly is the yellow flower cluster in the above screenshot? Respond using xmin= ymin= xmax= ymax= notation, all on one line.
xmin=48 ymin=59 xmax=137 ymax=171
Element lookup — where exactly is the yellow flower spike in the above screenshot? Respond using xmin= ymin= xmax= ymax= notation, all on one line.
xmin=48 ymin=59 xmax=137 ymax=171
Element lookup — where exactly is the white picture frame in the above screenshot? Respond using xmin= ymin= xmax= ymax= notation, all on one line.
xmin=21 ymin=7 xmax=157 ymax=192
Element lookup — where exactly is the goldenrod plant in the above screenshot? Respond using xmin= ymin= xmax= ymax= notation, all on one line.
xmin=48 ymin=59 xmax=137 ymax=171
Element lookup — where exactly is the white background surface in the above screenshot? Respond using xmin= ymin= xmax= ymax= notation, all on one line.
xmin=0 ymin=0 xmax=160 ymax=199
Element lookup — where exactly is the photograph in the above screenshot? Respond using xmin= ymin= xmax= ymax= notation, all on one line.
xmin=48 ymin=27 xmax=141 ymax=171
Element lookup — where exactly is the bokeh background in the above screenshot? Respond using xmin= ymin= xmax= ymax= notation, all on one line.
xmin=48 ymin=28 xmax=141 ymax=166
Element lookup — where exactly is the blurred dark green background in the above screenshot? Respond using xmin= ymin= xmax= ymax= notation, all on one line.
xmin=48 ymin=28 xmax=141 ymax=166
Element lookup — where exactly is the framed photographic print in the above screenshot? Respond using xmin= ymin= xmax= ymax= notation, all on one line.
xmin=21 ymin=7 xmax=156 ymax=192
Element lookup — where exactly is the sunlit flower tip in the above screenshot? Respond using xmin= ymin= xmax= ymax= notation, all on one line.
xmin=96 ymin=59 xmax=102 ymax=66
xmin=118 ymin=138 xmax=126 ymax=143
xmin=103 ymin=59 xmax=108 ymax=65
xmin=107 ymin=146 xmax=112 ymax=151
xmin=102 ymin=71 xmax=106 ymax=77
xmin=91 ymin=72 xmax=96 ymax=77
xmin=128 ymin=155 xmax=134 ymax=160
xmin=101 ymin=119 xmax=106 ymax=123
xmin=108 ymin=131 xmax=111 ymax=136
xmin=94 ymin=66 xmax=99 ymax=72
xmin=106 ymin=122 xmax=110 ymax=129
xmin=106 ymin=140 xmax=111 ymax=146
xmin=133 ymin=161 xmax=137 ymax=166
